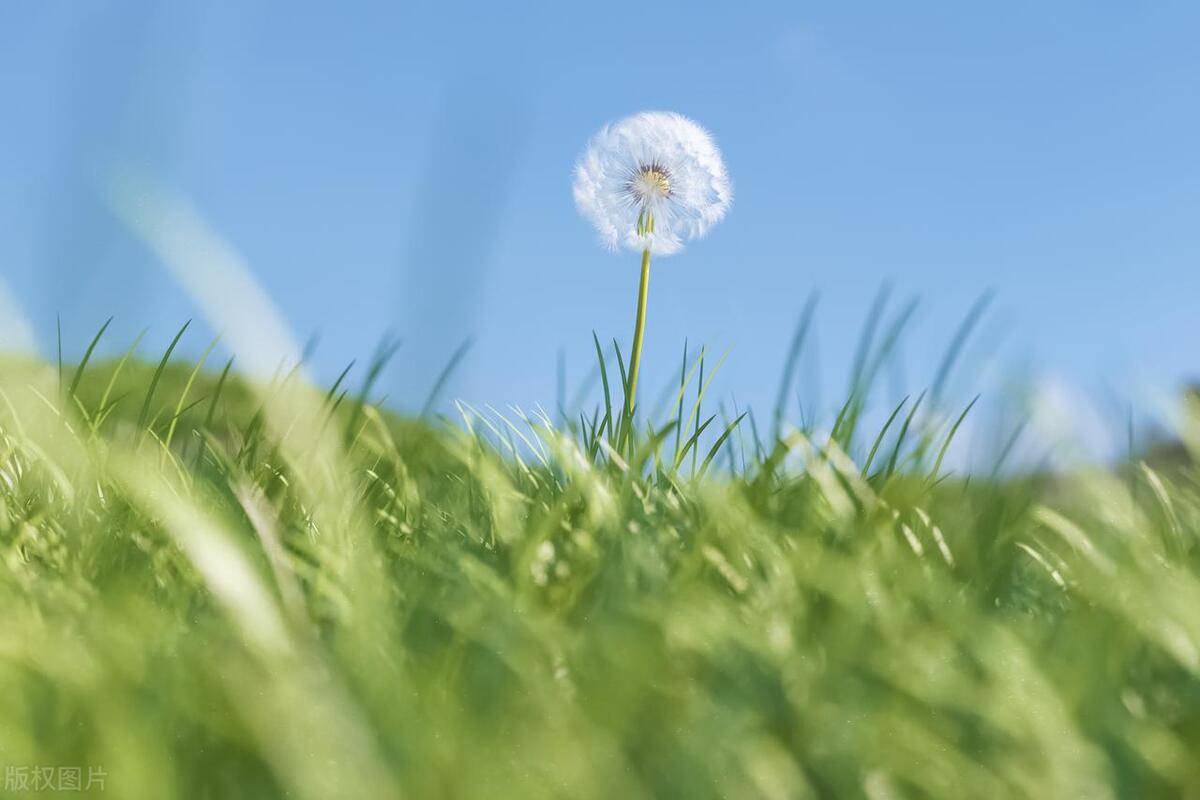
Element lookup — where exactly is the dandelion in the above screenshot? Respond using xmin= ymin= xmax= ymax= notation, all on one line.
xmin=573 ymin=111 xmax=731 ymax=427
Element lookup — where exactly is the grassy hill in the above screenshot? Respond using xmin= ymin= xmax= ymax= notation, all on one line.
xmin=2 ymin=339 xmax=1200 ymax=799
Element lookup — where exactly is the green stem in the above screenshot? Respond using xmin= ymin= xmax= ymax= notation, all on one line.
xmin=625 ymin=247 xmax=652 ymax=427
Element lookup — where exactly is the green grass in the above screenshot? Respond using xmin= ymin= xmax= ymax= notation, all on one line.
xmin=2 ymin=321 xmax=1200 ymax=800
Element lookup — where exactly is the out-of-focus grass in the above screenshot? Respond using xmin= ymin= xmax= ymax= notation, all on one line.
xmin=2 ymin=323 xmax=1200 ymax=800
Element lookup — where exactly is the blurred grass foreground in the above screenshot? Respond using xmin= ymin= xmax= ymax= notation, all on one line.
xmin=0 ymin=181 xmax=1196 ymax=800
xmin=2 ymin=318 xmax=1200 ymax=800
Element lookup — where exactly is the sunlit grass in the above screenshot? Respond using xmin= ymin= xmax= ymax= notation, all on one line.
xmin=1 ymin=309 xmax=1199 ymax=799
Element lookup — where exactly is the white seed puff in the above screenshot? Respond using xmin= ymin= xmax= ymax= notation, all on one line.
xmin=573 ymin=111 xmax=732 ymax=256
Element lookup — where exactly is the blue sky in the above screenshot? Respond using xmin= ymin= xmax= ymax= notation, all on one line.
xmin=2 ymin=2 xmax=1198 ymax=456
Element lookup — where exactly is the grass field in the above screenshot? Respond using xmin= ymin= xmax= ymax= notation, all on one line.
xmin=2 ymin=318 xmax=1200 ymax=799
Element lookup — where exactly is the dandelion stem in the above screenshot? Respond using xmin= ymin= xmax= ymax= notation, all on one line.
xmin=625 ymin=247 xmax=652 ymax=427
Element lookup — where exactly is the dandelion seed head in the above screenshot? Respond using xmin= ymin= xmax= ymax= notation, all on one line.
xmin=627 ymin=162 xmax=672 ymax=206
xmin=573 ymin=111 xmax=732 ymax=256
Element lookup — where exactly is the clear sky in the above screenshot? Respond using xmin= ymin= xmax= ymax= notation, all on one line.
xmin=3 ymin=2 xmax=1198 ymax=459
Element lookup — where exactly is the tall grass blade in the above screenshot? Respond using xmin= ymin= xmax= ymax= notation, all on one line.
xmin=929 ymin=394 xmax=980 ymax=482
xmin=931 ymin=290 xmax=993 ymax=404
xmin=591 ymin=332 xmax=613 ymax=442
xmin=862 ymin=395 xmax=909 ymax=477
xmin=136 ymin=320 xmax=191 ymax=436
xmin=773 ymin=292 xmax=819 ymax=440
xmin=699 ymin=412 xmax=748 ymax=478
xmin=68 ymin=316 xmax=113 ymax=398
xmin=421 ymin=336 xmax=473 ymax=418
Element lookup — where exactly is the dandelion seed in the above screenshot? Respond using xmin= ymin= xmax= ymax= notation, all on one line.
xmin=573 ymin=111 xmax=732 ymax=436
xmin=573 ymin=112 xmax=731 ymax=256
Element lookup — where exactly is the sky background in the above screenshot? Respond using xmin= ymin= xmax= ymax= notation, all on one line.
xmin=2 ymin=2 xmax=1198 ymax=462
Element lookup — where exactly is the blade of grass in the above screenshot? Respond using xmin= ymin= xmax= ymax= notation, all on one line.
xmin=137 ymin=320 xmax=191 ymax=438
xmin=91 ymin=330 xmax=147 ymax=436
xmin=421 ymin=336 xmax=473 ymax=418
xmin=591 ymin=332 xmax=613 ymax=442
xmin=612 ymin=338 xmax=630 ymax=447
xmin=746 ymin=408 xmax=765 ymax=466
xmin=882 ymin=390 xmax=926 ymax=479
xmin=629 ymin=420 xmax=679 ymax=477
xmin=674 ymin=339 xmax=688 ymax=461
xmin=203 ymin=356 xmax=235 ymax=432
xmin=164 ymin=336 xmax=220 ymax=454
xmin=691 ymin=350 xmax=706 ymax=474
xmin=861 ymin=297 xmax=919 ymax=395
xmin=829 ymin=393 xmax=858 ymax=450
xmin=679 ymin=347 xmax=730 ymax=455
xmin=325 ymin=360 xmax=356 ymax=408
xmin=675 ymin=414 xmax=716 ymax=472
xmin=556 ymin=349 xmax=566 ymax=423
xmin=848 ymin=283 xmax=891 ymax=396
xmin=699 ymin=412 xmax=748 ymax=478
xmin=928 ymin=395 xmax=980 ymax=482
xmin=90 ymin=391 xmax=131 ymax=432
xmin=931 ymin=290 xmax=993 ymax=404
xmin=56 ymin=314 xmax=64 ymax=396
xmin=346 ymin=334 xmax=401 ymax=438
xmin=862 ymin=395 xmax=909 ymax=477
xmin=68 ymin=316 xmax=113 ymax=398
xmin=773 ymin=292 xmax=819 ymax=441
